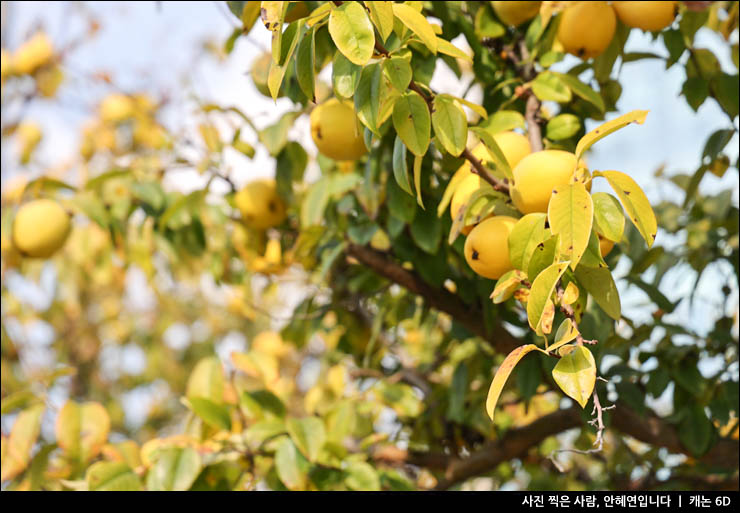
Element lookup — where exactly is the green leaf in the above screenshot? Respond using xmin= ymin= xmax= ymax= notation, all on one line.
xmin=345 ymin=461 xmax=381 ymax=491
xmin=366 ymin=0 xmax=394 ymax=43
xmin=478 ymin=110 xmax=525 ymax=134
xmin=594 ymin=170 xmax=657 ymax=248
xmin=332 ymin=50 xmax=361 ymax=99
xmin=410 ymin=206 xmax=441 ymax=254
xmin=486 ymin=344 xmax=545 ymax=421
xmin=579 ymin=229 xmax=608 ymax=268
xmin=392 ymin=135 xmax=412 ymax=195
xmin=354 ymin=63 xmax=383 ymax=133
xmin=552 ymin=73 xmax=605 ymax=113
xmin=546 ymin=114 xmax=581 ymax=140
xmin=527 ymin=261 xmax=569 ymax=333
xmin=447 ymin=363 xmax=468 ymax=423
xmin=552 ymin=346 xmax=596 ymax=408
xmin=531 ymin=71 xmax=572 ymax=103
xmin=682 ymin=76 xmax=709 ymax=111
xmin=592 ymin=192 xmax=625 ymax=242
xmin=575 ymin=110 xmax=649 ymax=162
xmin=240 ymin=389 xmax=286 ymax=419
xmin=679 ymin=404 xmax=713 ymax=456
xmin=146 ymin=447 xmax=202 ymax=491
xmin=268 ymin=22 xmax=302 ymax=101
xmin=286 ymin=417 xmax=325 ymax=462
xmin=295 ymin=28 xmax=316 ymax=102
xmin=454 ymin=96 xmax=488 ymax=119
xmin=432 ymin=95 xmax=467 ymax=157
xmin=413 ymin=154 xmax=424 ymax=209
xmin=712 ymin=73 xmax=739 ymax=119
xmin=392 ymin=3 xmax=438 ymax=54
xmin=274 ymin=437 xmax=310 ymax=490
xmin=436 ymin=37 xmax=472 ymax=62
xmin=86 ymin=462 xmax=142 ymax=491
xmin=329 ymin=1 xmax=375 ymax=66
xmin=548 ymin=183 xmax=593 ymax=270
xmin=392 ymin=91 xmax=431 ymax=157
xmin=469 ymin=126 xmax=513 ymax=181
xmin=508 ymin=213 xmax=547 ymax=272
xmin=187 ymin=397 xmax=231 ymax=431
xmin=383 ymin=55 xmax=413 ymax=92
xmin=528 ymin=234 xmax=560 ymax=280
xmin=186 ymin=356 xmax=223 ymax=403
xmin=259 ymin=111 xmax=299 ymax=155
xmin=574 ymin=265 xmax=621 ymax=320
xmin=56 ymin=401 xmax=110 ymax=464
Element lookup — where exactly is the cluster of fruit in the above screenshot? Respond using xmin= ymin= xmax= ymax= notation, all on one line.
xmin=1 ymin=31 xmax=63 ymax=97
xmin=495 ymin=1 xmax=679 ymax=59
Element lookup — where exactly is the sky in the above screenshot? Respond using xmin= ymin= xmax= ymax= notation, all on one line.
xmin=1 ymin=2 xmax=738 ymax=428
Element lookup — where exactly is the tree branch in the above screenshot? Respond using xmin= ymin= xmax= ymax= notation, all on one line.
xmin=345 ymin=243 xmax=520 ymax=354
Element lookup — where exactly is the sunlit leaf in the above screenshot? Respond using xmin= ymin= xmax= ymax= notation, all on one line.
xmin=575 ymin=110 xmax=649 ymax=162
xmin=486 ymin=344 xmax=545 ymax=422
xmin=594 ymin=170 xmax=657 ymax=248
xmin=547 ymin=183 xmax=593 ymax=270
xmin=329 ymin=1 xmax=375 ymax=65
xmin=552 ymin=345 xmax=596 ymax=408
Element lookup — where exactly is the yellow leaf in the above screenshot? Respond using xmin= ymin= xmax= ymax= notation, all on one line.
xmin=575 ymin=110 xmax=648 ymax=163
xmin=56 ymin=401 xmax=110 ymax=463
xmin=552 ymin=345 xmax=596 ymax=408
xmin=486 ymin=344 xmax=545 ymax=421
xmin=392 ymin=3 xmax=438 ymax=54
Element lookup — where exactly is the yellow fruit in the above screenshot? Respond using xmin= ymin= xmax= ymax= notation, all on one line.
xmin=492 ymin=1 xmax=542 ymax=27
xmin=12 ymin=32 xmax=54 ymax=75
xmin=613 ymin=1 xmax=677 ymax=32
xmin=509 ymin=150 xmax=588 ymax=214
xmin=234 ymin=179 xmax=286 ymax=230
xmin=1 ymin=49 xmax=13 ymax=80
xmin=310 ymin=98 xmax=368 ymax=161
xmin=250 ymin=52 xmax=276 ymax=98
xmin=99 ymin=93 xmax=135 ymax=123
xmin=557 ymin=1 xmax=617 ymax=59
xmin=464 ymin=216 xmax=518 ymax=280
xmin=12 ymin=199 xmax=71 ymax=258
xmin=284 ymin=1 xmax=310 ymax=23
xmin=1 ymin=174 xmax=28 ymax=205
xmin=598 ymin=234 xmax=615 ymax=257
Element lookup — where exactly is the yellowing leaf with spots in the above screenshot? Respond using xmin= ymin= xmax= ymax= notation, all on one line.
xmin=552 ymin=345 xmax=596 ymax=408
xmin=527 ymin=261 xmax=570 ymax=332
xmin=549 ymin=318 xmax=579 ymax=353
xmin=486 ymin=344 xmax=545 ymax=421
xmin=491 ymin=269 xmax=528 ymax=304
xmin=548 ymin=183 xmax=593 ymax=270
xmin=539 ymin=299 xmax=556 ymax=335
xmin=261 ymin=1 xmax=286 ymax=32
xmin=575 ymin=110 xmax=648 ymax=162
xmin=594 ymin=170 xmax=657 ymax=248
xmin=1 ymin=404 xmax=44 ymax=481
xmin=508 ymin=213 xmax=547 ymax=272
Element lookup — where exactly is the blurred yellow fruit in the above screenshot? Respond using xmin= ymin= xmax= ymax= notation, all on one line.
xmin=510 ymin=150 xmax=588 ymax=214
xmin=234 ymin=179 xmax=286 ymax=230
xmin=557 ymin=1 xmax=616 ymax=59
xmin=12 ymin=32 xmax=54 ymax=75
xmin=310 ymin=98 xmax=368 ymax=161
xmin=133 ymin=120 xmax=169 ymax=149
xmin=464 ymin=216 xmax=518 ymax=280
xmin=250 ymin=52 xmax=276 ymax=98
xmin=12 ymin=199 xmax=71 ymax=258
xmin=1 ymin=49 xmax=14 ymax=80
xmin=613 ymin=1 xmax=677 ymax=32
xmin=99 ymin=93 xmax=135 ymax=123
xmin=1 ymin=174 xmax=28 ymax=204
xmin=598 ymin=234 xmax=615 ymax=257
xmin=451 ymin=173 xmax=486 ymax=235
xmin=491 ymin=1 xmax=542 ymax=26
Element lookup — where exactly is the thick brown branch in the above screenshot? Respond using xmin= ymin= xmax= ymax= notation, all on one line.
xmin=345 ymin=243 xmax=520 ymax=354
xmin=525 ymin=92 xmax=544 ymax=152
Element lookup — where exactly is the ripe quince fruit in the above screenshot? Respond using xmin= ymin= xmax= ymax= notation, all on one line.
xmin=12 ymin=198 xmax=71 ymax=258
xmin=464 ymin=216 xmax=518 ymax=280
xmin=234 ymin=179 xmax=286 ymax=230
xmin=310 ymin=98 xmax=368 ymax=161
xmin=491 ymin=1 xmax=542 ymax=27
xmin=509 ymin=149 xmax=589 ymax=214
xmin=12 ymin=32 xmax=54 ymax=75
xmin=557 ymin=1 xmax=616 ymax=59
xmin=613 ymin=1 xmax=677 ymax=32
